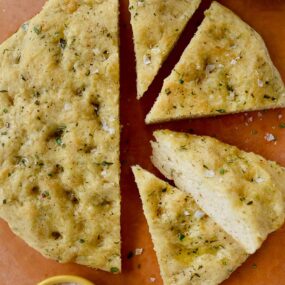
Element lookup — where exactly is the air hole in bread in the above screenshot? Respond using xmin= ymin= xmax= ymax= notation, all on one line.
xmin=65 ymin=190 xmax=79 ymax=204
xmin=51 ymin=231 xmax=62 ymax=240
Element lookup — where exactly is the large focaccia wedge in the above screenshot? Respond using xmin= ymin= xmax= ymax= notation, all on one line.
xmin=132 ymin=166 xmax=248 ymax=285
xmin=146 ymin=1 xmax=285 ymax=123
xmin=151 ymin=130 xmax=285 ymax=254
xmin=129 ymin=0 xmax=201 ymax=98
xmin=0 ymin=0 xmax=120 ymax=272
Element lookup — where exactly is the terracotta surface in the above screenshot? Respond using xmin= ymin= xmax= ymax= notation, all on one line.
xmin=0 ymin=0 xmax=285 ymax=284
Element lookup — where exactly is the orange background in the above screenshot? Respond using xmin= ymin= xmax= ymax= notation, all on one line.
xmin=0 ymin=0 xmax=285 ymax=284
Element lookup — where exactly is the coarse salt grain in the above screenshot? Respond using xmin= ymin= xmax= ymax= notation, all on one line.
xmin=149 ymin=277 xmax=156 ymax=283
xmin=258 ymin=79 xmax=264 ymax=87
xmin=143 ymin=55 xmax=151 ymax=65
xmin=248 ymin=117 xmax=253 ymax=122
xmin=229 ymin=91 xmax=235 ymax=100
xmin=194 ymin=210 xmax=205 ymax=220
xmin=135 ymin=248 xmax=144 ymax=255
xmin=264 ymin=133 xmax=276 ymax=142
xmin=151 ymin=47 xmax=161 ymax=54
xmin=230 ymin=59 xmax=237 ymax=65
xmin=255 ymin=177 xmax=265 ymax=183
xmin=278 ymin=114 xmax=283 ymax=120
xmin=102 ymin=121 xmax=115 ymax=135
xmin=206 ymin=64 xmax=215 ymax=73
xmin=93 ymin=48 xmax=100 ymax=55
xmin=137 ymin=0 xmax=144 ymax=6
xmin=204 ymin=170 xmax=215 ymax=178
xmin=64 ymin=103 xmax=72 ymax=111
xmin=91 ymin=66 xmax=99 ymax=74
xmin=184 ymin=210 xmax=190 ymax=216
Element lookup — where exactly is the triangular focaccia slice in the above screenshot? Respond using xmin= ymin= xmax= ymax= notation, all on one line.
xmin=151 ymin=130 xmax=285 ymax=254
xmin=129 ymin=0 xmax=201 ymax=98
xmin=132 ymin=166 xmax=248 ymax=285
xmin=0 ymin=0 xmax=120 ymax=272
xmin=146 ymin=1 xmax=285 ymax=123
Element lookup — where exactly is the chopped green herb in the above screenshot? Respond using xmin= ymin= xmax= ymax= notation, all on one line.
xmin=21 ymin=74 xmax=26 ymax=81
xmin=178 ymin=233 xmax=185 ymax=241
xmin=247 ymin=201 xmax=253 ymax=205
xmin=34 ymin=91 xmax=40 ymax=97
xmin=55 ymin=137 xmax=63 ymax=146
xmin=101 ymin=161 xmax=113 ymax=167
xmin=252 ymin=263 xmax=257 ymax=269
xmin=161 ymin=188 xmax=167 ymax=193
xmin=110 ymin=267 xmax=119 ymax=273
xmin=179 ymin=79 xmax=184 ymax=84
xmin=0 ymin=90 xmax=8 ymax=93
xmin=263 ymin=95 xmax=276 ymax=101
xmin=226 ymin=84 xmax=234 ymax=92
xmin=279 ymin=123 xmax=285 ymax=129
xmin=203 ymin=165 xmax=209 ymax=169
xmin=221 ymin=259 xmax=228 ymax=266
xmin=59 ymin=38 xmax=67 ymax=49
xmin=216 ymin=109 xmax=226 ymax=113
xmin=219 ymin=168 xmax=227 ymax=175
xmin=33 ymin=26 xmax=42 ymax=35
xmin=79 ymin=239 xmax=85 ymax=243
xmin=41 ymin=191 xmax=50 ymax=198
xmin=165 ymin=88 xmax=171 ymax=95
xmin=3 ymin=199 xmax=6 ymax=205
xmin=3 ymin=108 xmax=8 ymax=113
